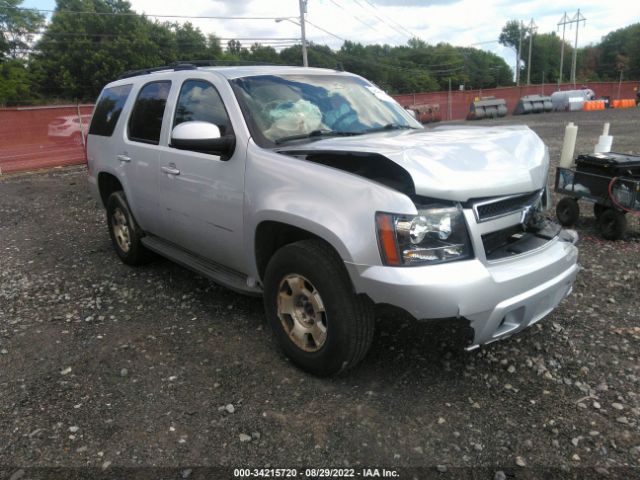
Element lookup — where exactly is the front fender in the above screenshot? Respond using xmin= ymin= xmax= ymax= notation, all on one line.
xmin=243 ymin=141 xmax=417 ymax=280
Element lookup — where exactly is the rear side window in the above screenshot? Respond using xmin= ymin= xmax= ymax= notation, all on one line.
xmin=174 ymin=80 xmax=232 ymax=136
xmin=89 ymin=84 xmax=132 ymax=137
xmin=128 ymin=81 xmax=171 ymax=145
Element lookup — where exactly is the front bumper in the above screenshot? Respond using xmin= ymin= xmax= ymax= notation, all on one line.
xmin=346 ymin=230 xmax=579 ymax=348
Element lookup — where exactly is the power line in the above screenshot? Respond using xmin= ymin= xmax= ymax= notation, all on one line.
xmin=469 ymin=40 xmax=500 ymax=46
xmin=304 ymin=18 xmax=346 ymax=42
xmin=325 ymin=0 xmax=382 ymax=35
xmin=0 ymin=5 xmax=297 ymax=20
xmin=361 ymin=0 xmax=416 ymax=39
xmin=12 ymin=31 xmax=301 ymax=41
xmin=352 ymin=0 xmax=411 ymax=41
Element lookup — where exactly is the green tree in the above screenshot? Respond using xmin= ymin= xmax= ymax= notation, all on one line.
xmin=0 ymin=0 xmax=45 ymax=60
xmin=175 ymin=22 xmax=207 ymax=61
xmin=226 ymin=39 xmax=243 ymax=56
xmin=596 ymin=23 xmax=640 ymax=80
xmin=31 ymin=0 xmax=176 ymax=100
xmin=499 ymin=20 xmax=526 ymax=82
xmin=0 ymin=58 xmax=36 ymax=105
xmin=206 ymin=34 xmax=222 ymax=59
xmin=246 ymin=43 xmax=280 ymax=63
xmin=527 ymin=32 xmax=571 ymax=84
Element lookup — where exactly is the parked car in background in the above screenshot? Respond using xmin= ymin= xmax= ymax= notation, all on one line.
xmin=86 ymin=65 xmax=580 ymax=376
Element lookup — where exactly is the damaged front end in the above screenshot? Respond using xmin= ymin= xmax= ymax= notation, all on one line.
xmin=276 ymin=149 xmax=416 ymax=196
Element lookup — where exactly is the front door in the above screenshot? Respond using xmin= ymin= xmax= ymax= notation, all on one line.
xmin=157 ymin=78 xmax=246 ymax=273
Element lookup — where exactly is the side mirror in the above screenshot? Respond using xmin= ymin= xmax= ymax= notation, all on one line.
xmin=170 ymin=121 xmax=235 ymax=157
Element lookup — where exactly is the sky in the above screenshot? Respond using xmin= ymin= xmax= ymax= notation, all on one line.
xmin=21 ymin=0 xmax=640 ymax=73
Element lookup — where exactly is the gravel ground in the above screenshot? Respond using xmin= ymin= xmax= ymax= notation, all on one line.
xmin=1 ymin=108 xmax=639 ymax=479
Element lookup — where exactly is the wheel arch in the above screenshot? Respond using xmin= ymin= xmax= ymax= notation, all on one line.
xmin=97 ymin=171 xmax=124 ymax=208
xmin=253 ymin=218 xmax=352 ymax=284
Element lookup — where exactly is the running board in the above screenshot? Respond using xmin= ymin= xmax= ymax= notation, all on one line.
xmin=141 ymin=235 xmax=262 ymax=296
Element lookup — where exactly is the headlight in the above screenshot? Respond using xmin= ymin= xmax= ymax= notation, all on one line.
xmin=376 ymin=204 xmax=473 ymax=266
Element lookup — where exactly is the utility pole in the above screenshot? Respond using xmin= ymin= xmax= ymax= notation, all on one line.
xmin=570 ymin=9 xmax=586 ymax=87
xmin=557 ymin=12 xmax=569 ymax=86
xmin=618 ymin=70 xmax=623 ymax=100
xmin=448 ymin=78 xmax=452 ymax=121
xmin=526 ymin=18 xmax=537 ymax=86
xmin=299 ymin=0 xmax=308 ymax=67
xmin=516 ymin=21 xmax=524 ymax=86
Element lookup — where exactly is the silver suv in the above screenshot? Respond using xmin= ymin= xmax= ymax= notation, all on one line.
xmin=87 ymin=65 xmax=579 ymax=376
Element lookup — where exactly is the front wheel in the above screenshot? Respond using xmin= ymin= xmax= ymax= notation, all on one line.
xmin=263 ymin=240 xmax=375 ymax=376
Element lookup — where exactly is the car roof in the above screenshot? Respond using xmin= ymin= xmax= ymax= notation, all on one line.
xmin=198 ymin=65 xmax=352 ymax=79
xmin=105 ymin=65 xmax=357 ymax=89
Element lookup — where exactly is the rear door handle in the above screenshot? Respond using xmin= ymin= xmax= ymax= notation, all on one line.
xmin=117 ymin=154 xmax=131 ymax=163
xmin=161 ymin=165 xmax=180 ymax=175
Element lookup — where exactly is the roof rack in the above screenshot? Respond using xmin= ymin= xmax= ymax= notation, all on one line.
xmin=117 ymin=63 xmax=197 ymax=80
xmin=181 ymin=59 xmax=283 ymax=67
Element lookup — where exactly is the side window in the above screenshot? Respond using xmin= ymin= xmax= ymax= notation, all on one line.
xmin=128 ymin=81 xmax=171 ymax=145
xmin=174 ymin=80 xmax=232 ymax=136
xmin=89 ymin=84 xmax=132 ymax=137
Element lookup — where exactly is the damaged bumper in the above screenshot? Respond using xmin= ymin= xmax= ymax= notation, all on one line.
xmin=345 ymin=229 xmax=579 ymax=349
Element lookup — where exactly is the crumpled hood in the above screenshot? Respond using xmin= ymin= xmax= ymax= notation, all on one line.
xmin=279 ymin=125 xmax=548 ymax=202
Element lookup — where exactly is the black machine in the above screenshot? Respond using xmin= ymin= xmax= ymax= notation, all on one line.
xmin=555 ymin=152 xmax=640 ymax=240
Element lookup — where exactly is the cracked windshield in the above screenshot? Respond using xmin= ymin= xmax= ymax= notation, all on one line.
xmin=231 ymin=74 xmax=421 ymax=144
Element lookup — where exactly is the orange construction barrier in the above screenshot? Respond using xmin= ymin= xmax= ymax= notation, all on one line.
xmin=613 ymin=99 xmax=636 ymax=108
xmin=583 ymin=100 xmax=605 ymax=111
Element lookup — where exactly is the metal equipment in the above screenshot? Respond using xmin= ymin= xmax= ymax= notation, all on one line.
xmin=468 ymin=97 xmax=507 ymax=120
xmin=550 ymin=89 xmax=595 ymax=111
xmin=555 ymin=152 xmax=640 ymax=240
xmin=405 ymin=103 xmax=441 ymax=123
xmin=514 ymin=95 xmax=553 ymax=115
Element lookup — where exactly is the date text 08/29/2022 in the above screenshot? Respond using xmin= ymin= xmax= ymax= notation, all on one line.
xmin=233 ymin=467 xmax=400 ymax=478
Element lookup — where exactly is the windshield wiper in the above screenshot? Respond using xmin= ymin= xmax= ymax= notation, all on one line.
xmin=363 ymin=124 xmax=418 ymax=134
xmin=274 ymin=129 xmax=361 ymax=145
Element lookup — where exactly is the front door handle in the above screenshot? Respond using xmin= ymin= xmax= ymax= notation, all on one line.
xmin=161 ymin=165 xmax=180 ymax=175
xmin=117 ymin=154 xmax=131 ymax=163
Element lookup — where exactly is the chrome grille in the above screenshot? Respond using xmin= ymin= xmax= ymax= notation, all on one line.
xmin=473 ymin=190 xmax=543 ymax=223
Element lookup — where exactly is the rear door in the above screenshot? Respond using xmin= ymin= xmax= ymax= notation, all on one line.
xmin=156 ymin=76 xmax=246 ymax=272
xmin=121 ymin=80 xmax=172 ymax=234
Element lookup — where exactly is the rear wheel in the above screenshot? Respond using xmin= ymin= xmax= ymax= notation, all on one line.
xmin=263 ymin=240 xmax=375 ymax=376
xmin=598 ymin=208 xmax=627 ymax=240
xmin=556 ymin=197 xmax=580 ymax=226
xmin=106 ymin=191 xmax=152 ymax=265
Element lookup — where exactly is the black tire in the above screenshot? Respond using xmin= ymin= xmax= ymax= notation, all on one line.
xmin=556 ymin=197 xmax=580 ymax=226
xmin=263 ymin=240 xmax=375 ymax=376
xmin=593 ymin=203 xmax=607 ymax=220
xmin=106 ymin=191 xmax=152 ymax=265
xmin=598 ymin=208 xmax=627 ymax=240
